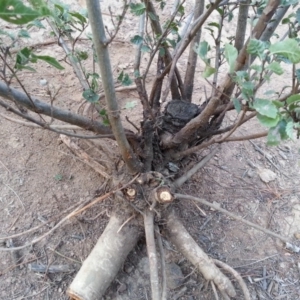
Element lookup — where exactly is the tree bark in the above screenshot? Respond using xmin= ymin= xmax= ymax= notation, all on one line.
xmin=67 ymin=211 xmax=143 ymax=300
xmin=166 ymin=210 xmax=236 ymax=298
xmin=183 ymin=0 xmax=205 ymax=102
xmin=86 ymin=0 xmax=142 ymax=174
xmin=0 ymin=81 xmax=111 ymax=135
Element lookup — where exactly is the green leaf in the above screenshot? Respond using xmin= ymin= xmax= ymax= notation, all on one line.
xmin=124 ymin=101 xmax=137 ymax=109
xmin=82 ymin=89 xmax=100 ymax=103
xmin=241 ymin=81 xmax=254 ymax=99
xmin=118 ymin=70 xmax=124 ymax=82
xmin=76 ymin=50 xmax=88 ymax=61
xmin=224 ymin=44 xmax=237 ymax=74
xmin=17 ymin=29 xmax=30 ymax=38
xmin=27 ymin=19 xmax=45 ymax=29
xmin=286 ymin=121 xmax=294 ymax=139
xmin=272 ymin=100 xmax=284 ymax=108
xmin=232 ymin=98 xmax=241 ymax=113
xmin=0 ymin=0 xmax=50 ymax=24
xmin=250 ymin=64 xmax=263 ymax=73
xmin=287 ymin=94 xmax=300 ymax=105
xmin=141 ymin=45 xmax=151 ymax=52
xmin=33 ymin=55 xmax=64 ymax=70
xmin=296 ymin=8 xmax=300 ymax=24
xmin=158 ymin=47 xmax=165 ymax=57
xmin=195 ymin=41 xmax=209 ymax=63
xmin=207 ymin=22 xmax=220 ymax=29
xmin=266 ymin=61 xmax=283 ymax=75
xmin=295 ymin=69 xmax=300 ymax=81
xmin=257 ymin=113 xmax=280 ymax=127
xmin=253 ymin=98 xmax=278 ymax=118
xmin=247 ymin=39 xmax=266 ymax=59
xmin=202 ymin=65 xmax=216 ymax=78
xmin=130 ymin=35 xmax=143 ymax=45
xmin=130 ymin=3 xmax=146 ymax=16
xmin=269 ymin=38 xmax=300 ymax=64
xmin=54 ymin=174 xmax=63 ymax=181
xmin=0 ymin=0 xmax=40 ymax=24
xmin=122 ymin=73 xmax=132 ymax=86
xmin=0 ymin=29 xmax=15 ymax=40
xmin=69 ymin=12 xmax=87 ymax=25
xmin=267 ymin=120 xmax=289 ymax=145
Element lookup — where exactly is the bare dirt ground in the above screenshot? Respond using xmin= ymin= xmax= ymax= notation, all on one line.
xmin=1 ymin=1 xmax=300 ymax=299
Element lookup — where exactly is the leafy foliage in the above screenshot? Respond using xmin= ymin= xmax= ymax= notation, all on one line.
xmin=0 ymin=0 xmax=50 ymax=24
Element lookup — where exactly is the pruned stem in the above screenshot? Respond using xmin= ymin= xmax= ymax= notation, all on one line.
xmin=68 ymin=210 xmax=143 ymax=300
xmin=144 ymin=209 xmax=160 ymax=300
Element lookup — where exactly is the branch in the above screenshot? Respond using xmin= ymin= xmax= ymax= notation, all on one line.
xmin=219 ymin=0 xmax=281 ymax=103
xmin=144 ymin=210 xmax=160 ymax=300
xmin=174 ymin=146 xmax=220 ymax=187
xmin=158 ymin=0 xmax=221 ymax=82
xmin=166 ymin=210 xmax=236 ymax=298
xmin=106 ymin=0 xmax=129 ymax=45
xmin=174 ymin=194 xmax=289 ymax=243
xmin=213 ymin=259 xmax=251 ymax=300
xmin=47 ymin=20 xmax=90 ymax=91
xmin=0 ymin=81 xmax=111 ymax=135
xmin=234 ymin=0 xmax=250 ymax=52
xmin=155 ymin=225 xmax=167 ymax=300
xmin=85 ymin=0 xmax=142 ymax=174
xmin=175 ymin=129 xmax=268 ymax=159
xmin=143 ymin=0 xmax=182 ymax=100
xmin=183 ymin=0 xmax=205 ymax=102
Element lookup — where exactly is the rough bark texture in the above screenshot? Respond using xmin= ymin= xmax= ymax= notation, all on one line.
xmin=0 ymin=81 xmax=111 ymax=134
xmin=86 ymin=0 xmax=142 ymax=174
xmin=67 ymin=211 xmax=143 ymax=300
xmin=166 ymin=210 xmax=236 ymax=298
xmin=183 ymin=0 xmax=205 ymax=102
xmin=234 ymin=0 xmax=250 ymax=52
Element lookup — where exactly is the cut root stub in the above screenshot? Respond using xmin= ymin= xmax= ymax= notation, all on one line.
xmin=155 ymin=186 xmax=173 ymax=204
xmin=124 ymin=188 xmax=137 ymax=200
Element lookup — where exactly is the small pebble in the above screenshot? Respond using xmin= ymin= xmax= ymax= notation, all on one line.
xmin=294 ymin=232 xmax=300 ymax=240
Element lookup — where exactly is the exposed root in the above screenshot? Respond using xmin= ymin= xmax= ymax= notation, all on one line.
xmin=155 ymin=225 xmax=167 ymax=300
xmin=175 ymin=194 xmax=290 ymax=243
xmin=68 ymin=210 xmax=143 ymax=300
xmin=174 ymin=146 xmax=220 ymax=187
xmin=144 ymin=210 xmax=160 ymax=300
xmin=166 ymin=210 xmax=236 ymax=298
xmin=214 ymin=259 xmax=251 ymax=300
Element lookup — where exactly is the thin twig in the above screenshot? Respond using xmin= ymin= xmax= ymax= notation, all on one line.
xmin=117 ymin=214 xmax=135 ymax=233
xmin=174 ymin=194 xmax=289 ymax=243
xmin=3 ymin=182 xmax=25 ymax=210
xmin=0 ymin=175 xmax=139 ymax=251
xmin=174 ymin=146 xmax=220 ymax=187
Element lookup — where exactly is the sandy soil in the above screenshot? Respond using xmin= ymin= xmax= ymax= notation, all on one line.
xmin=0 ymin=1 xmax=300 ymax=299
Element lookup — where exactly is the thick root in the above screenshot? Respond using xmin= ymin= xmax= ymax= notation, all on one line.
xmin=166 ymin=210 xmax=236 ymax=298
xmin=67 ymin=211 xmax=142 ymax=300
